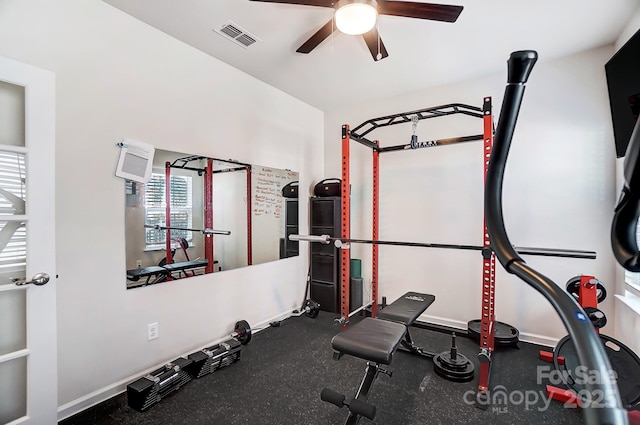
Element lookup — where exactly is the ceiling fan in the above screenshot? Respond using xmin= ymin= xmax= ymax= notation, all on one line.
xmin=248 ymin=0 xmax=463 ymax=61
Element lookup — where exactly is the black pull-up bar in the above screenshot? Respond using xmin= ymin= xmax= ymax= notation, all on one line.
xmin=350 ymin=103 xmax=484 ymax=141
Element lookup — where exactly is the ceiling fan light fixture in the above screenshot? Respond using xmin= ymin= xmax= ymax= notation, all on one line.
xmin=334 ymin=0 xmax=378 ymax=36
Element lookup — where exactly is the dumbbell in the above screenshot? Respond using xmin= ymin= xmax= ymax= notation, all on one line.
xmin=230 ymin=319 xmax=252 ymax=345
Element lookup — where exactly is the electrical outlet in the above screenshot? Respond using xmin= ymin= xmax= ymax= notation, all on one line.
xmin=136 ymin=260 xmax=142 ymax=268
xmin=147 ymin=322 xmax=159 ymax=341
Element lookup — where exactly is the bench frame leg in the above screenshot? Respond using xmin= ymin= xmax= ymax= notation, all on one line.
xmin=399 ymin=328 xmax=436 ymax=359
xmin=345 ymin=362 xmax=382 ymax=425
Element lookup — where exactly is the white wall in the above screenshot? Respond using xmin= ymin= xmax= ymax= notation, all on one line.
xmin=325 ymin=46 xmax=619 ymax=346
xmin=0 ymin=0 xmax=323 ymax=418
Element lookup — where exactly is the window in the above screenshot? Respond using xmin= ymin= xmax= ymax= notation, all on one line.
xmin=623 ymin=228 xmax=640 ymax=300
xmin=144 ymin=172 xmax=193 ymax=250
xmin=625 ymin=271 xmax=640 ymax=298
xmin=0 ymin=151 xmax=27 ymax=281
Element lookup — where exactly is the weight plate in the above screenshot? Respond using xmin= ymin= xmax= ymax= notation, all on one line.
xmin=433 ymin=351 xmax=474 ymax=382
xmin=565 ymin=275 xmax=581 ymax=298
xmin=596 ymin=283 xmax=608 ymax=303
xmin=303 ymin=299 xmax=320 ymax=318
xmin=467 ymin=319 xmax=520 ymax=347
xmin=566 ymin=276 xmax=607 ymax=303
xmin=583 ymin=306 xmax=607 ymax=329
xmin=234 ymin=319 xmax=252 ymax=345
xmin=553 ymin=334 xmax=640 ymax=408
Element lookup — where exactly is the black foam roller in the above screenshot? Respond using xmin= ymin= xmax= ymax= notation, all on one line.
xmin=320 ymin=388 xmax=345 ymax=408
xmin=348 ymin=398 xmax=376 ymax=420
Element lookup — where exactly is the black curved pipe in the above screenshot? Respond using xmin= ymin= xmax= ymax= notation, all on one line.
xmin=485 ymin=50 xmax=627 ymax=425
xmin=612 ymin=117 xmax=640 ymax=271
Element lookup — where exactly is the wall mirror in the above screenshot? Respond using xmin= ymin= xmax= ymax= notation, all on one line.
xmin=124 ymin=148 xmax=299 ymax=289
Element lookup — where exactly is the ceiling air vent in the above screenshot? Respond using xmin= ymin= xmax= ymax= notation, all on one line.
xmin=214 ymin=21 xmax=260 ymax=49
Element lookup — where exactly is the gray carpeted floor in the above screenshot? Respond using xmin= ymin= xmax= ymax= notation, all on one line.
xmin=60 ymin=312 xmax=584 ymax=424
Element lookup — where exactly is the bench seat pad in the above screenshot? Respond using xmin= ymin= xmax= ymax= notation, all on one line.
xmin=377 ymin=292 xmax=435 ymax=325
xmin=331 ymin=317 xmax=407 ymax=365
xmin=162 ymin=259 xmax=209 ymax=272
xmin=126 ymin=266 xmax=166 ymax=281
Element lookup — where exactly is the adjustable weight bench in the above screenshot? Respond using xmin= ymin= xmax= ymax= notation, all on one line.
xmin=126 ymin=266 xmax=168 ymax=286
xmin=378 ymin=292 xmax=436 ymax=358
xmin=321 ymin=292 xmax=435 ymax=424
xmin=162 ymin=259 xmax=209 ymax=279
xmin=126 ymin=259 xmax=210 ymax=287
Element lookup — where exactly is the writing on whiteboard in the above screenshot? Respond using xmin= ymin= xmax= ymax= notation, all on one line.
xmin=253 ymin=167 xmax=297 ymax=219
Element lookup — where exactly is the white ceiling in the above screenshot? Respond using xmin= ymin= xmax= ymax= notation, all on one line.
xmin=103 ymin=0 xmax=638 ymax=112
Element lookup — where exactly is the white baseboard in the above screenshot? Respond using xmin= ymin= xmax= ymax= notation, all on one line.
xmin=57 ymin=309 xmax=296 ymax=421
xmin=419 ymin=313 xmax=559 ymax=348
xmin=517 ymin=331 xmax=559 ymax=348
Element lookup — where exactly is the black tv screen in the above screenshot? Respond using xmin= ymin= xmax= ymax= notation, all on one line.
xmin=605 ymin=28 xmax=640 ymax=158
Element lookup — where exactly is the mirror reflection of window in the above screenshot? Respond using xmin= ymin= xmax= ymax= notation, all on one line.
xmin=144 ymin=173 xmax=193 ymax=250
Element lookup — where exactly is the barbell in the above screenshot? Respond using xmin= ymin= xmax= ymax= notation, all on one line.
xmin=292 ymin=299 xmax=321 ymax=318
xmin=145 ymin=224 xmax=231 ymax=236
xmin=289 ymin=234 xmax=596 ymax=260
xmin=231 ymin=319 xmax=252 ymax=345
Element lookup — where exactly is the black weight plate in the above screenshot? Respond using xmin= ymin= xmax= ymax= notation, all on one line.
xmin=552 ymin=335 xmax=581 ymax=392
xmin=595 ymin=282 xmax=607 ymax=303
xmin=553 ymin=334 xmax=640 ymax=408
xmin=566 ymin=276 xmax=607 ymax=303
xmin=583 ymin=306 xmax=607 ymax=329
xmin=433 ymin=352 xmax=474 ymax=382
xmin=234 ymin=320 xmax=252 ymax=345
xmin=467 ymin=319 xmax=520 ymax=347
xmin=303 ymin=299 xmax=320 ymax=318
xmin=565 ymin=276 xmax=581 ymax=299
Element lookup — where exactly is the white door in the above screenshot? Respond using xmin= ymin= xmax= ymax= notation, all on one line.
xmin=0 ymin=56 xmax=57 ymax=424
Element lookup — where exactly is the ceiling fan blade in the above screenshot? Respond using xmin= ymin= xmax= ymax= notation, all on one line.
xmin=362 ymin=28 xmax=389 ymax=61
xmin=296 ymin=19 xmax=335 ymax=54
xmin=378 ymin=1 xmax=463 ymax=22
xmin=248 ymin=0 xmax=334 ymax=7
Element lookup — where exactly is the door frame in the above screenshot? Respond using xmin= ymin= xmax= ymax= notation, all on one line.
xmin=0 ymin=55 xmax=57 ymax=425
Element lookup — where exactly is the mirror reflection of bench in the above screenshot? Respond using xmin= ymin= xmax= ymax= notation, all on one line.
xmin=126 ymin=259 xmax=213 ymax=288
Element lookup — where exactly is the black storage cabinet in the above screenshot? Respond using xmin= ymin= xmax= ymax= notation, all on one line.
xmin=309 ymin=196 xmax=341 ymax=312
xmin=283 ymin=199 xmax=299 ymax=258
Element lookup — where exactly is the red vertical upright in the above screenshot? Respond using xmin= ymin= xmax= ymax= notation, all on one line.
xmin=371 ymin=142 xmax=380 ymax=317
xmin=204 ymin=158 xmax=214 ymax=274
xmin=165 ymin=161 xmax=173 ymax=266
xmin=478 ymin=96 xmax=495 ymax=394
xmin=341 ymin=125 xmax=351 ymax=327
xmin=246 ymin=167 xmax=253 ymax=266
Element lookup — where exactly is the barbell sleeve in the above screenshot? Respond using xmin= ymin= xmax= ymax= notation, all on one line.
xmin=288 ymin=234 xmax=331 ymax=244
xmin=202 ymin=229 xmax=231 ymax=235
